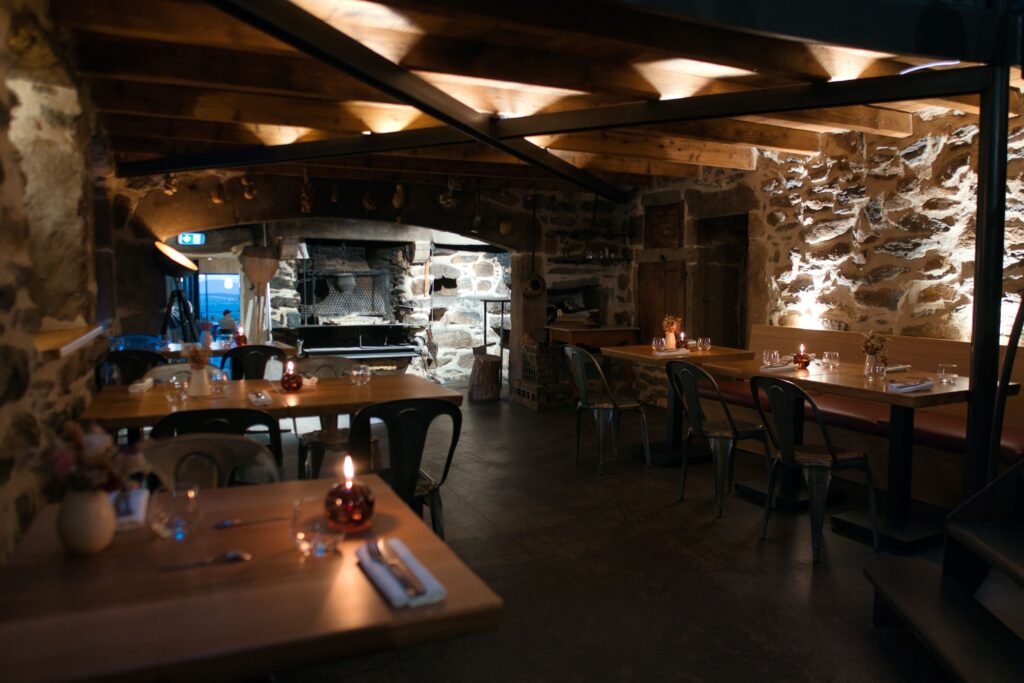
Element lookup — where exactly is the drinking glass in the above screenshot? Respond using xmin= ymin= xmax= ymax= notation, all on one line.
xmin=210 ymin=371 xmax=229 ymax=395
xmin=822 ymin=351 xmax=840 ymax=369
xmin=292 ymin=497 xmax=343 ymax=558
xmin=762 ymin=349 xmax=780 ymax=367
xmin=149 ymin=485 xmax=200 ymax=541
xmin=937 ymin=363 xmax=959 ymax=384
xmin=351 ymin=364 xmax=371 ymax=385
xmin=865 ymin=360 xmax=886 ymax=382
xmin=164 ymin=376 xmax=189 ymax=404
xmin=651 ymin=337 xmax=665 ymax=352
xmin=698 ymin=337 xmax=711 ymax=352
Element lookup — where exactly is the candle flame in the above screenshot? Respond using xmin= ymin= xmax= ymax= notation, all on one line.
xmin=343 ymin=455 xmax=354 ymax=483
xmin=800 ymin=344 xmax=805 ymax=354
xmin=286 ymin=360 xmax=295 ymax=373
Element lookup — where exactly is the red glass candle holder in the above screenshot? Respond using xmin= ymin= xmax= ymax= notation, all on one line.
xmin=793 ymin=350 xmax=811 ymax=369
xmin=233 ymin=331 xmax=247 ymax=347
xmin=324 ymin=480 xmax=375 ymax=532
xmin=281 ymin=368 xmax=303 ymax=393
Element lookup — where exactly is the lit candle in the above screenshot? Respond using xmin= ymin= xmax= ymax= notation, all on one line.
xmin=325 ymin=454 xmax=375 ymax=532
xmin=343 ymin=454 xmax=354 ymax=490
xmin=281 ymin=359 xmax=303 ymax=392
xmin=794 ymin=343 xmax=811 ymax=369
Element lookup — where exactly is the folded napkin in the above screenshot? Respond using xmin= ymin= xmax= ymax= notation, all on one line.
xmin=760 ymin=363 xmax=798 ymax=372
xmin=108 ymin=489 xmax=150 ymax=531
xmin=263 ymin=358 xmax=284 ymax=381
xmin=654 ymin=348 xmax=690 ymax=358
xmin=248 ymin=391 xmax=273 ymax=407
xmin=356 ymin=539 xmax=447 ymax=608
xmin=128 ymin=378 xmax=154 ymax=394
xmin=885 ymin=364 xmax=911 ymax=373
xmin=301 ymin=374 xmax=319 ymax=387
xmin=886 ymin=377 xmax=934 ymax=394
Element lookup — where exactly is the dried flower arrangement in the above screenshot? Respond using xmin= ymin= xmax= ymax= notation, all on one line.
xmin=182 ymin=343 xmax=212 ymax=369
xmin=40 ymin=422 xmax=148 ymax=494
xmin=861 ymin=331 xmax=889 ymax=363
xmin=662 ymin=315 xmax=682 ymax=333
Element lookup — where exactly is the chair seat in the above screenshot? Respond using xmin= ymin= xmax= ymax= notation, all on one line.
xmin=791 ymin=444 xmax=866 ymax=467
xmin=700 ymin=419 xmax=763 ymax=440
xmin=415 ymin=470 xmax=439 ymax=496
xmin=299 ymin=428 xmax=351 ymax=446
xmin=588 ymin=396 xmax=643 ymax=410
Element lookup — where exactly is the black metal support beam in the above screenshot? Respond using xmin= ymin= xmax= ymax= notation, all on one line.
xmin=117 ymin=66 xmax=992 ymax=179
xmin=609 ymin=0 xmax=1020 ymax=66
xmin=965 ymin=63 xmax=1010 ymax=496
xmin=206 ymin=0 xmax=626 ymax=202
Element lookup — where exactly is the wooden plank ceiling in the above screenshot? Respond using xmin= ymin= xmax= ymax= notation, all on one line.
xmin=53 ymin=0 xmax=1021 ymax=192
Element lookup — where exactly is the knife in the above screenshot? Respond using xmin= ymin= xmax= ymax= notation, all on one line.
xmin=373 ymin=539 xmax=426 ymax=596
xmin=213 ymin=516 xmax=287 ymax=530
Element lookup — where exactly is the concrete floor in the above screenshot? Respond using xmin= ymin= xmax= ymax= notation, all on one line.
xmin=278 ymin=398 xmax=942 ymax=683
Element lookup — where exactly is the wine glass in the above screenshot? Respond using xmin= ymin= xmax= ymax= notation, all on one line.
xmin=149 ymin=485 xmax=200 ymax=541
xmin=210 ymin=371 xmax=229 ymax=395
xmin=937 ymin=363 xmax=959 ymax=384
xmin=292 ymin=497 xmax=343 ymax=558
xmin=651 ymin=337 xmax=665 ymax=353
xmin=762 ymin=349 xmax=780 ymax=367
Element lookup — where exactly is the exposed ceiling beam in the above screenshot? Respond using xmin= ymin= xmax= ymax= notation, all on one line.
xmin=638 ymin=119 xmax=819 ymax=155
xmin=608 ymin=0 xmax=1018 ymax=65
xmin=206 ymin=0 xmax=626 ymax=202
xmin=529 ymin=130 xmax=756 ymax=170
xmin=739 ymin=106 xmax=913 ymax=138
xmin=116 ymin=66 xmax=992 ymax=178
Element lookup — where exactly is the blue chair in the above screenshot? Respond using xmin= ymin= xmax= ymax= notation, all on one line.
xmin=111 ymin=334 xmax=162 ymax=351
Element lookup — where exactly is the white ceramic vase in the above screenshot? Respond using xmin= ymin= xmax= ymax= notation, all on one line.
xmin=664 ymin=333 xmax=676 ymax=350
xmin=57 ymin=490 xmax=116 ymax=555
xmin=188 ymin=366 xmax=212 ymax=397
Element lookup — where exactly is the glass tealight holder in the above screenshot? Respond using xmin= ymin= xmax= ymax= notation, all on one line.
xmin=822 ymin=351 xmax=840 ymax=369
xmin=149 ymin=485 xmax=200 ymax=541
xmin=937 ymin=363 xmax=959 ymax=385
xmin=325 ymin=479 xmax=375 ymax=533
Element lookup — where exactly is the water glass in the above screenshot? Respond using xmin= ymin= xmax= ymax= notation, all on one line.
xmin=865 ymin=360 xmax=886 ymax=383
xmin=149 ymin=486 xmax=200 ymax=541
xmin=822 ymin=351 xmax=840 ymax=369
xmin=937 ymin=363 xmax=959 ymax=384
xmin=164 ymin=376 xmax=189 ymax=404
xmin=351 ymin=364 xmax=371 ymax=385
xmin=762 ymin=349 xmax=780 ymax=367
xmin=210 ymin=371 xmax=229 ymax=395
xmin=697 ymin=337 xmax=712 ymax=352
xmin=292 ymin=497 xmax=343 ymax=558
xmin=651 ymin=337 xmax=665 ymax=352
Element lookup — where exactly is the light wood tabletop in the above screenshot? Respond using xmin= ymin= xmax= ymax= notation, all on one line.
xmin=0 ymin=477 xmax=502 ymax=683
xmin=600 ymin=344 xmax=755 ymax=366
xmin=701 ymin=359 xmax=970 ymax=409
xmin=81 ymin=375 xmax=464 ymax=430
xmin=160 ymin=339 xmax=296 ymax=359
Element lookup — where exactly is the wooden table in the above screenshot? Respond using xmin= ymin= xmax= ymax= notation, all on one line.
xmin=0 ymin=477 xmax=502 ymax=682
xmin=81 ymin=375 xmax=463 ymax=430
xmin=600 ymin=345 xmax=755 ymax=464
xmin=160 ymin=339 xmax=296 ymax=359
xmin=702 ymin=359 xmax=974 ymax=547
xmin=547 ymin=326 xmax=638 ymax=348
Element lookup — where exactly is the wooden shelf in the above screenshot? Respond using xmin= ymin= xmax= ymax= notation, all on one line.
xmin=33 ymin=324 xmax=108 ymax=358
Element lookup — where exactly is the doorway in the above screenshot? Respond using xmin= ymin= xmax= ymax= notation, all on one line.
xmin=691 ymin=214 xmax=749 ymax=349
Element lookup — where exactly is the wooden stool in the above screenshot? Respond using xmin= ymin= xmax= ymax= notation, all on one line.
xmin=468 ymin=353 xmax=501 ymax=401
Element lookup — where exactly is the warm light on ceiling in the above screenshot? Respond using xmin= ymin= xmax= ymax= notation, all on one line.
xmin=290 ymin=0 xmax=425 ymax=62
xmin=814 ymin=45 xmax=896 ymax=82
xmin=155 ymin=241 xmax=199 ymax=271
xmin=414 ymin=71 xmax=586 ymax=118
xmin=344 ymin=101 xmax=431 ymax=133
xmin=243 ymin=123 xmax=314 ymax=145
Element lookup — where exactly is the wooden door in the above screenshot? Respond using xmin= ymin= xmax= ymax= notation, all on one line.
xmin=638 ymin=260 xmax=686 ymax=341
xmin=691 ymin=214 xmax=748 ymax=349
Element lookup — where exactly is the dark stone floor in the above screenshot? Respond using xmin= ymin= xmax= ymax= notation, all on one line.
xmin=281 ymin=399 xmax=938 ymax=682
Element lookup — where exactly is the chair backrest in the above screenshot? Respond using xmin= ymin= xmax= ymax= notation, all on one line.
xmin=150 ymin=408 xmax=283 ymax=467
xmin=563 ymin=346 xmax=614 ymax=409
xmin=294 ymin=355 xmax=357 ymax=378
xmin=220 ymin=345 xmax=287 ymax=380
xmin=349 ymin=399 xmax=461 ymax=508
xmin=666 ymin=360 xmax=739 ymax=438
xmin=98 ymin=350 xmax=168 ymax=386
xmin=111 ymin=334 xmax=162 ymax=351
xmin=143 ymin=364 xmax=220 ymax=384
xmin=145 ymin=433 xmax=279 ymax=489
xmin=750 ymin=376 xmax=839 ymax=466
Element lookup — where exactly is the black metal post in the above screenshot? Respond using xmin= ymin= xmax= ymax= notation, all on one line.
xmin=965 ymin=64 xmax=1010 ymax=497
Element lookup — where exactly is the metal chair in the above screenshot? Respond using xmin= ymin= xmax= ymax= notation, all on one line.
xmin=145 ymin=433 xmax=279 ymax=489
xmin=293 ymin=355 xmax=358 ymax=480
xmin=349 ymin=399 xmax=461 ymax=538
xmin=143 ymin=364 xmax=220 ymax=384
xmin=564 ymin=346 xmax=651 ymax=475
xmin=150 ymin=408 xmax=284 ymax=472
xmin=667 ymin=361 xmax=768 ymax=517
xmin=751 ymin=376 xmax=880 ymax=562
xmin=96 ymin=350 xmax=167 ymax=386
xmin=110 ymin=334 xmax=162 ymax=351
xmin=220 ymin=344 xmax=287 ymax=380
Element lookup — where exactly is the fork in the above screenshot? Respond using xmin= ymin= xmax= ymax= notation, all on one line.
xmin=366 ymin=538 xmax=425 ymax=597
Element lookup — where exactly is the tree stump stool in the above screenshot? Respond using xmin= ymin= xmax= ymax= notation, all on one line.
xmin=468 ymin=353 xmax=501 ymax=401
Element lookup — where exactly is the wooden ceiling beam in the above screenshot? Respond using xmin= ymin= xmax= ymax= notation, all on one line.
xmin=738 ymin=105 xmax=913 ymax=137
xmin=636 ymin=119 xmax=820 ymax=156
xmin=207 ymin=0 xmax=626 ymax=202
xmin=529 ymin=130 xmax=757 ymax=170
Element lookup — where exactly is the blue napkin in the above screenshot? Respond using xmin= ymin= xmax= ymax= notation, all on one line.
xmin=886 ymin=378 xmax=934 ymax=394
xmin=356 ymin=539 xmax=447 ymax=608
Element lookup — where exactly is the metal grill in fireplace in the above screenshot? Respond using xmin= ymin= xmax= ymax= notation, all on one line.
xmin=299 ymin=269 xmax=391 ymax=319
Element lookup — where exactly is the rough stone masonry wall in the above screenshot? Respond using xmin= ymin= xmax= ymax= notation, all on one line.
xmin=0 ymin=2 xmax=106 ymax=561
xmin=628 ymin=111 xmax=1024 ymax=406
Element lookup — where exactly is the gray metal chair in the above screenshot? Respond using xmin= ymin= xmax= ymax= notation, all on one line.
xmin=293 ymin=355 xmax=358 ymax=480
xmin=145 ymin=433 xmax=279 ymax=489
xmin=667 ymin=360 xmax=768 ymax=517
xmin=752 ymin=375 xmax=880 ymax=563
xmin=564 ymin=346 xmax=651 ymax=474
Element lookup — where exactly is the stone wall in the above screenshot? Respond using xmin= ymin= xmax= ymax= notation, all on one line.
xmin=0 ymin=2 xmax=106 ymax=560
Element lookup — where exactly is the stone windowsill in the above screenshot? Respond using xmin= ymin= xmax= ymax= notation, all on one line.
xmin=33 ymin=324 xmax=107 ymax=358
